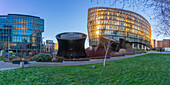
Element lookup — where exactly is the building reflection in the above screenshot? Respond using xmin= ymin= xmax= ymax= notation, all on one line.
xmin=0 ymin=14 xmax=44 ymax=55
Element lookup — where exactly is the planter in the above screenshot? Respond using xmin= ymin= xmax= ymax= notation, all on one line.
xmin=90 ymin=56 xmax=111 ymax=59
xmin=12 ymin=61 xmax=28 ymax=64
xmin=4 ymin=59 xmax=12 ymax=62
xmin=134 ymin=51 xmax=142 ymax=54
xmin=37 ymin=59 xmax=52 ymax=62
xmin=65 ymin=58 xmax=90 ymax=61
xmin=111 ymin=54 xmax=125 ymax=57
xmin=125 ymin=52 xmax=135 ymax=55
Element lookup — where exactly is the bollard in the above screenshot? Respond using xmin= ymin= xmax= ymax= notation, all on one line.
xmin=92 ymin=66 xmax=96 ymax=69
xmin=20 ymin=62 xmax=24 ymax=68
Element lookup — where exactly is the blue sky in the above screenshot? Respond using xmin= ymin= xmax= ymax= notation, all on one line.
xmin=0 ymin=0 xmax=159 ymax=47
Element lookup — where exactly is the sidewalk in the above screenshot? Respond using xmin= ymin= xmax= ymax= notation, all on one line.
xmin=24 ymin=53 xmax=149 ymax=67
xmin=0 ymin=61 xmax=20 ymax=71
xmin=1 ymin=51 xmax=169 ymax=71
xmin=147 ymin=51 xmax=170 ymax=54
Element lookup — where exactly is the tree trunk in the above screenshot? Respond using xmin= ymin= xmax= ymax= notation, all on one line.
xmin=103 ymin=44 xmax=109 ymax=66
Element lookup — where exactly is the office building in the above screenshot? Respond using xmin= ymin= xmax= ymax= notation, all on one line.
xmin=45 ymin=40 xmax=54 ymax=53
xmin=157 ymin=39 xmax=170 ymax=48
xmin=87 ymin=7 xmax=151 ymax=49
xmin=0 ymin=14 xmax=44 ymax=54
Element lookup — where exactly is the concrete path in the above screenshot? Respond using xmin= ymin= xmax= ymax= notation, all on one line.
xmin=0 ymin=61 xmax=20 ymax=71
xmin=23 ymin=51 xmax=170 ymax=67
xmin=1 ymin=51 xmax=170 ymax=71
xmin=24 ymin=53 xmax=149 ymax=67
xmin=147 ymin=51 xmax=170 ymax=54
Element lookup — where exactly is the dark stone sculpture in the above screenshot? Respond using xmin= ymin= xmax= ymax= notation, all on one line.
xmin=56 ymin=32 xmax=86 ymax=59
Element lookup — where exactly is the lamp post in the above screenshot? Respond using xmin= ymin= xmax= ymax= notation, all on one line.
xmin=8 ymin=34 xmax=9 ymax=62
xmin=40 ymin=37 xmax=44 ymax=53
xmin=43 ymin=42 xmax=46 ymax=52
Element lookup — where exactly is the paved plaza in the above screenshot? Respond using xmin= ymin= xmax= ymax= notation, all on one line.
xmin=0 ymin=61 xmax=20 ymax=71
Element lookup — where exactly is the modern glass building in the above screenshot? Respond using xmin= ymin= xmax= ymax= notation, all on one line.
xmin=87 ymin=7 xmax=151 ymax=49
xmin=0 ymin=14 xmax=44 ymax=54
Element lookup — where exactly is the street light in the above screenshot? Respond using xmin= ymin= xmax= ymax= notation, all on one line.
xmin=8 ymin=34 xmax=10 ymax=62
xmin=40 ymin=37 xmax=44 ymax=53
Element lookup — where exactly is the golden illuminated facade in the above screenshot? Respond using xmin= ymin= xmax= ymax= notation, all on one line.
xmin=151 ymin=39 xmax=156 ymax=48
xmin=87 ymin=7 xmax=151 ymax=47
xmin=54 ymin=43 xmax=58 ymax=50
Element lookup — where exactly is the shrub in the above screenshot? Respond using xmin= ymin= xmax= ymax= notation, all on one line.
xmin=28 ymin=52 xmax=40 ymax=58
xmin=0 ymin=56 xmax=4 ymax=60
xmin=157 ymin=49 xmax=165 ymax=52
xmin=86 ymin=48 xmax=112 ymax=57
xmin=4 ymin=56 xmax=18 ymax=61
xmin=133 ymin=49 xmax=147 ymax=52
xmin=18 ymin=53 xmax=24 ymax=58
xmin=151 ymin=48 xmax=156 ymax=50
xmin=11 ymin=56 xmax=18 ymax=60
xmin=52 ymin=55 xmax=64 ymax=62
xmin=30 ymin=53 xmax=53 ymax=62
xmin=11 ymin=56 xmax=27 ymax=61
xmin=119 ymin=49 xmax=126 ymax=54
xmin=147 ymin=49 xmax=151 ymax=51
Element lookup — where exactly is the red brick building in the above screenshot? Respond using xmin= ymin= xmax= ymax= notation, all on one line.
xmin=163 ymin=39 xmax=170 ymax=48
xmin=157 ymin=39 xmax=170 ymax=48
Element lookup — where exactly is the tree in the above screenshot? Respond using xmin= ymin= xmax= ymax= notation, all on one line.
xmin=22 ymin=39 xmax=27 ymax=57
xmin=100 ymin=36 xmax=115 ymax=66
xmin=91 ymin=0 xmax=170 ymax=37
xmin=2 ymin=42 xmax=8 ymax=57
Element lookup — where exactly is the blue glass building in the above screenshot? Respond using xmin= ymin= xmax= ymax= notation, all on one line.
xmin=0 ymin=14 xmax=44 ymax=54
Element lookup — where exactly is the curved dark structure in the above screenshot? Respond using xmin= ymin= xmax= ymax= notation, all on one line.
xmin=56 ymin=32 xmax=87 ymax=59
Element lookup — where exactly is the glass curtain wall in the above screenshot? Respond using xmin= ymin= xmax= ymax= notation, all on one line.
xmin=0 ymin=14 xmax=44 ymax=54
xmin=87 ymin=7 xmax=151 ymax=47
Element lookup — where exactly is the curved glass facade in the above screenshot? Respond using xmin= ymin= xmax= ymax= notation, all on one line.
xmin=0 ymin=14 xmax=44 ymax=53
xmin=87 ymin=7 xmax=151 ymax=47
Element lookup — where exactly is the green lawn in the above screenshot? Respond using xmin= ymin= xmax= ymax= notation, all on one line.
xmin=0 ymin=53 xmax=169 ymax=84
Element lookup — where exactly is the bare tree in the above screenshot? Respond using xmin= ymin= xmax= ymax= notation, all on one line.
xmin=91 ymin=0 xmax=170 ymax=37
xmin=100 ymin=36 xmax=114 ymax=66
xmin=22 ymin=39 xmax=27 ymax=57
xmin=2 ymin=42 xmax=8 ymax=57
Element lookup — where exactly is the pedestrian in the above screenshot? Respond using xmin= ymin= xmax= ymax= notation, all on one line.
xmin=160 ymin=48 xmax=162 ymax=52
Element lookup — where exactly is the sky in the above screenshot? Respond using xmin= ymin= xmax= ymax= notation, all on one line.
xmin=0 ymin=0 xmax=161 ymax=48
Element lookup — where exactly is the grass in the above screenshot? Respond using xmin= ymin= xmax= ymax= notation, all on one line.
xmin=0 ymin=53 xmax=170 ymax=84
